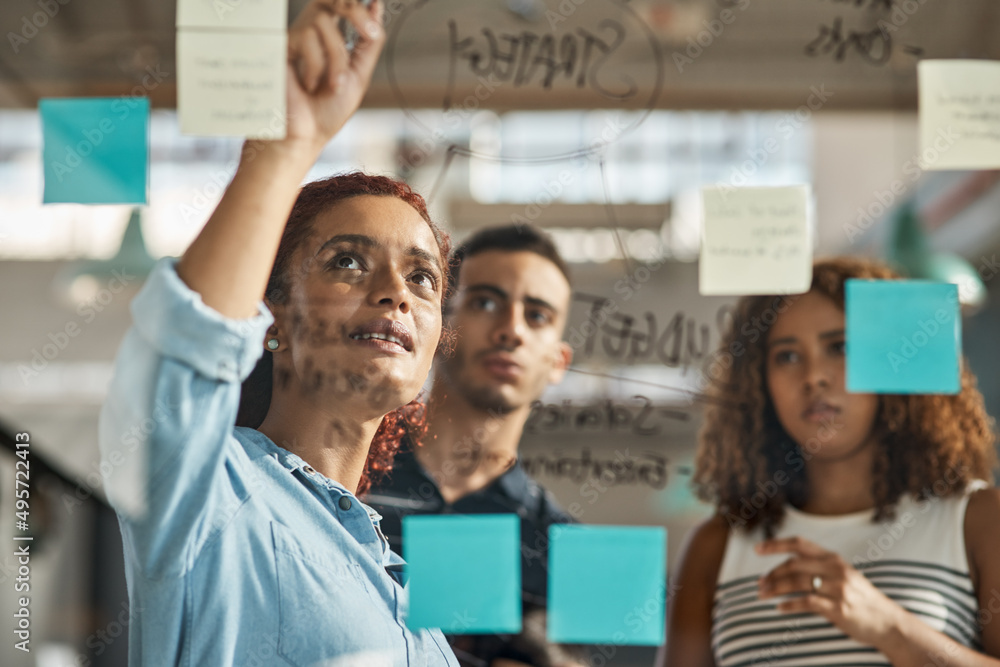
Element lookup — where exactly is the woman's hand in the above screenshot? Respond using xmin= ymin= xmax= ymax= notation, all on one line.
xmin=756 ymin=536 xmax=906 ymax=650
xmin=284 ymin=0 xmax=385 ymax=151
xmin=179 ymin=0 xmax=384 ymax=318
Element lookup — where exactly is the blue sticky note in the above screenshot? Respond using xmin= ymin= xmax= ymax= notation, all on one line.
xmin=41 ymin=97 xmax=149 ymax=204
xmin=404 ymin=514 xmax=521 ymax=634
xmin=548 ymin=525 xmax=666 ymax=645
xmin=846 ymin=279 xmax=961 ymax=394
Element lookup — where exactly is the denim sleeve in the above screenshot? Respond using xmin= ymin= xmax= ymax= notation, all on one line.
xmin=98 ymin=257 xmax=273 ymax=578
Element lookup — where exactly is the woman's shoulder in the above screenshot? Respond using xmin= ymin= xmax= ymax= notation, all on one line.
xmin=687 ymin=513 xmax=731 ymax=548
xmin=960 ymin=485 xmax=1000 ymax=588
xmin=676 ymin=514 xmax=731 ymax=582
xmin=964 ymin=485 xmax=1000 ymax=543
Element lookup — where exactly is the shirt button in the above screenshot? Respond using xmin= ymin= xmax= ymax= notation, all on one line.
xmin=339 ymin=496 xmax=352 ymax=511
xmin=303 ymin=465 xmax=316 ymax=475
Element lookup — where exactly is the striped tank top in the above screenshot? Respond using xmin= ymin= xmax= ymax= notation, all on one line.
xmin=712 ymin=482 xmax=987 ymax=666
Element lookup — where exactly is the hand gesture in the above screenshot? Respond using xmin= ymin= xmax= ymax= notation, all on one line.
xmin=756 ymin=536 xmax=906 ymax=649
xmin=284 ymin=0 xmax=385 ymax=149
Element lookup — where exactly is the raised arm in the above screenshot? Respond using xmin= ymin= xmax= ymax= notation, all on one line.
xmin=176 ymin=0 xmax=385 ymax=318
xmin=97 ymin=0 xmax=386 ymax=576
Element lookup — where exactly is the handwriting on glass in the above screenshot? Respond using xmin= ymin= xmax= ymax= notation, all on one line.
xmin=806 ymin=17 xmax=891 ymax=64
xmin=445 ymin=19 xmax=635 ymax=108
xmin=521 ymin=446 xmax=671 ymax=490
xmin=525 ymin=395 xmax=688 ymax=438
xmin=804 ymin=0 xmax=925 ymax=65
xmin=573 ymin=293 xmax=724 ymax=368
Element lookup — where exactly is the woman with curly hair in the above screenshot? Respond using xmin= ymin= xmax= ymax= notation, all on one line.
xmin=98 ymin=1 xmax=458 ymax=665
xmin=660 ymin=257 xmax=1000 ymax=667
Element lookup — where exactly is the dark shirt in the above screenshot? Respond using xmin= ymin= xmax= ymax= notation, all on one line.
xmin=365 ymin=441 xmax=576 ymax=610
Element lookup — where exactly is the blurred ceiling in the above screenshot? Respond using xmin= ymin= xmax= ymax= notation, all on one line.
xmin=1 ymin=0 xmax=998 ymax=111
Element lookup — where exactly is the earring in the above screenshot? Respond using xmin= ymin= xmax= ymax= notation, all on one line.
xmin=266 ymin=339 xmax=279 ymax=351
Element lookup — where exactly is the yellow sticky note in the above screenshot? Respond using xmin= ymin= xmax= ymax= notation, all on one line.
xmin=919 ymin=60 xmax=1000 ymax=171
xmin=699 ymin=185 xmax=813 ymax=296
xmin=177 ymin=30 xmax=287 ymax=139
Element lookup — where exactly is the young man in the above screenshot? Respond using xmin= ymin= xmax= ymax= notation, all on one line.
xmin=365 ymin=224 xmax=582 ymax=666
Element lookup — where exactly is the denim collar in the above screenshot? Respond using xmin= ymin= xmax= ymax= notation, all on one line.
xmin=236 ymin=426 xmax=351 ymax=489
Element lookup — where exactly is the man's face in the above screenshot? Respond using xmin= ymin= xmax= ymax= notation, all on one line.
xmin=437 ymin=250 xmax=573 ymax=414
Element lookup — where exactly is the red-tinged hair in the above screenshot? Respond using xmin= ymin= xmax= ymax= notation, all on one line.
xmin=236 ymin=171 xmax=449 ymax=495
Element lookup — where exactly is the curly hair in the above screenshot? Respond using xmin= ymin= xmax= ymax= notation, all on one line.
xmin=236 ymin=171 xmax=450 ymax=495
xmin=693 ymin=256 xmax=997 ymax=537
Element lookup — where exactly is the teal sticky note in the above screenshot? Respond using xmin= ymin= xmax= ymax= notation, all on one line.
xmin=40 ymin=97 xmax=149 ymax=204
xmin=404 ymin=514 xmax=521 ymax=634
xmin=548 ymin=525 xmax=666 ymax=645
xmin=846 ymin=280 xmax=961 ymax=394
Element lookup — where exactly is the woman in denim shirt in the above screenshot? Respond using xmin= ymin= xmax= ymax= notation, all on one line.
xmin=98 ymin=1 xmax=458 ymax=665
